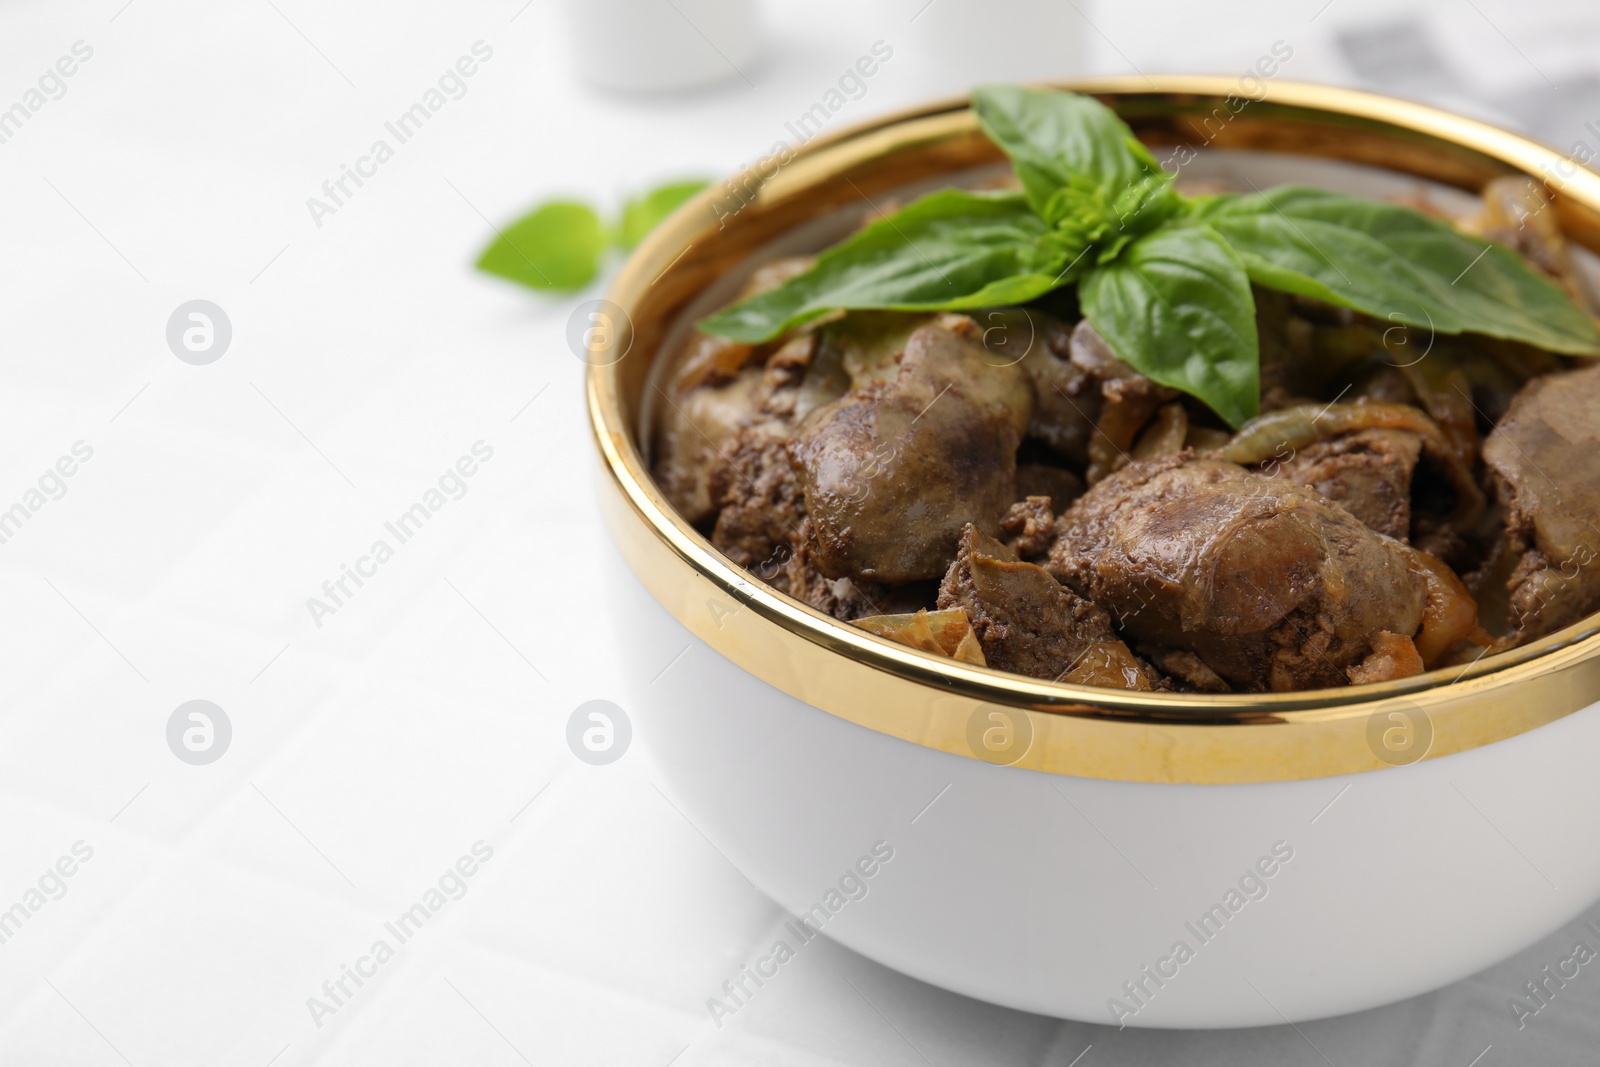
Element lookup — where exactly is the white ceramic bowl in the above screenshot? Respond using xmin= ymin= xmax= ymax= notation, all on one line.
xmin=590 ymin=80 xmax=1600 ymax=1027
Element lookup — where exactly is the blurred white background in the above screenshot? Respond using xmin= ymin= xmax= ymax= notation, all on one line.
xmin=1 ymin=0 xmax=1598 ymax=1063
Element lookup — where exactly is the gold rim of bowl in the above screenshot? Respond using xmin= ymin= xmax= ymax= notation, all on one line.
xmin=587 ymin=77 xmax=1600 ymax=784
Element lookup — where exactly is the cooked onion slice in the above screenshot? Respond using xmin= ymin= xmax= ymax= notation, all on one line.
xmin=1062 ymin=641 xmax=1156 ymax=690
xmin=854 ymin=608 xmax=986 ymax=666
xmin=1218 ymin=401 xmax=1484 ymax=528
xmin=1405 ymin=547 xmax=1488 ymax=668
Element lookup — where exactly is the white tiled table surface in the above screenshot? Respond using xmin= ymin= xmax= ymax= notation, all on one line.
xmin=2 ymin=0 xmax=1599 ymax=1063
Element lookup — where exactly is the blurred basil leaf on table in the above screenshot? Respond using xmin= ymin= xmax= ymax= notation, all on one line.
xmin=476 ymin=179 xmax=710 ymax=292
xmin=618 ymin=180 xmax=710 ymax=250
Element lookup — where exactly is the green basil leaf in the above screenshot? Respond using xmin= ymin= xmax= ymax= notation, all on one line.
xmin=477 ymin=200 xmax=605 ymax=291
xmin=698 ymin=189 xmax=1069 ymax=342
xmin=1080 ymin=223 xmax=1260 ymax=428
xmin=618 ymin=178 xmax=710 ymax=250
xmin=972 ymin=84 xmax=1163 ymax=219
xmin=1195 ymin=186 xmax=1600 ymax=355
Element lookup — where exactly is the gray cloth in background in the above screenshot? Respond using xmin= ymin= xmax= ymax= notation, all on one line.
xmin=1336 ymin=14 xmax=1600 ymax=152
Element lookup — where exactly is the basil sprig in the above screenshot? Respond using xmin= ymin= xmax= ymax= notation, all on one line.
xmin=697 ymin=189 xmax=1067 ymax=340
xmin=698 ymin=86 xmax=1600 ymax=427
xmin=1190 ymin=187 xmax=1600 ymax=357
xmin=1080 ymin=223 xmax=1260 ymax=428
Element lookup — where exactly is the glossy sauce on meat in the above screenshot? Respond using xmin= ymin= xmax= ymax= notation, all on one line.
xmin=1484 ymin=362 xmax=1600 ymax=640
xmin=789 ymin=318 xmax=1031 ymax=582
xmin=1048 ymin=454 xmax=1425 ymax=691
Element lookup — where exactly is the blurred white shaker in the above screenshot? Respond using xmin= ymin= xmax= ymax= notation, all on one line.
xmin=562 ymin=0 xmax=762 ymax=92
xmin=897 ymin=0 xmax=1087 ymax=94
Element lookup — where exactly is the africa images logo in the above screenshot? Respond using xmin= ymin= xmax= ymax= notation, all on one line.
xmin=305 ymin=841 xmax=495 ymax=1028
xmin=705 ymin=840 xmax=895 ymax=1027
xmin=1106 ymin=841 xmax=1296 ymax=1027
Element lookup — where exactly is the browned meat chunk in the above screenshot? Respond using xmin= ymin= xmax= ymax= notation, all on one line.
xmin=1219 ymin=402 xmax=1485 ymax=560
xmin=652 ymin=260 xmax=823 ymax=521
xmin=1140 ymin=646 xmax=1230 ymax=693
xmin=1048 ymin=453 xmax=1425 ymax=691
xmin=709 ymin=428 xmax=805 ymax=580
xmin=1254 ymin=287 xmax=1314 ymax=411
xmin=780 ymin=519 xmax=897 ymax=620
xmin=789 ymin=319 xmax=1032 ymax=583
xmin=1002 ymin=467 xmax=1081 ymax=560
xmin=1483 ymin=363 xmax=1600 ymax=640
xmin=817 ymin=311 xmax=933 ymax=390
xmin=673 ymin=260 xmax=819 ymax=391
xmin=706 ymin=434 xmax=928 ymax=622
xmin=979 ymin=309 xmax=1101 ymax=465
xmin=785 ymin=311 xmax=937 ymax=432
xmin=673 ymin=330 xmax=758 ymax=391
xmin=1016 ymin=464 xmax=1084 ymax=508
xmin=653 ymin=366 xmax=770 ymax=524
xmin=753 ymin=335 xmax=822 ymax=421
xmin=1275 ymin=428 xmax=1423 ymax=541
xmin=1068 ymin=320 xmax=1177 ymax=483
xmin=710 ymin=450 xmax=943 ymax=627
xmin=1001 ymin=496 xmax=1055 ymax=558
xmin=654 ymin=332 xmax=817 ymax=526
xmin=938 ymin=526 xmax=1155 ymax=688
